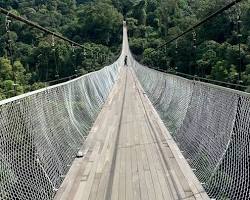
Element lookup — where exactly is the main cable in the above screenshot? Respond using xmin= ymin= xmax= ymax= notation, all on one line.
xmin=0 ymin=7 xmax=102 ymax=56
xmin=145 ymin=0 xmax=243 ymax=55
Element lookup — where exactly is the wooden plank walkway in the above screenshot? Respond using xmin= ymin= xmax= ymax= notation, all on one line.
xmin=54 ymin=66 xmax=210 ymax=200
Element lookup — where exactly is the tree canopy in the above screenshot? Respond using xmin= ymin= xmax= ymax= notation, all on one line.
xmin=0 ymin=0 xmax=250 ymax=99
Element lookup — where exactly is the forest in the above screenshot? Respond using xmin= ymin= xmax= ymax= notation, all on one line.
xmin=0 ymin=0 xmax=250 ymax=99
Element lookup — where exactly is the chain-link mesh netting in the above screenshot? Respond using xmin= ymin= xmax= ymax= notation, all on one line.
xmin=0 ymin=62 xmax=120 ymax=200
xmin=132 ymin=62 xmax=250 ymax=200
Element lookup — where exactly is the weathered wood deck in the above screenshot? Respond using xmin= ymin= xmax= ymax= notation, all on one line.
xmin=54 ymin=66 xmax=209 ymax=200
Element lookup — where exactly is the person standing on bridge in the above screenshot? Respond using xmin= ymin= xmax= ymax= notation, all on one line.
xmin=124 ymin=55 xmax=128 ymax=66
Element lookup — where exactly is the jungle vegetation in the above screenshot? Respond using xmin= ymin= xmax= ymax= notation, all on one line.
xmin=0 ymin=0 xmax=250 ymax=99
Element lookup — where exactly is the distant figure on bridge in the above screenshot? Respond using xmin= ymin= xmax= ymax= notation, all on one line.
xmin=124 ymin=55 xmax=128 ymax=66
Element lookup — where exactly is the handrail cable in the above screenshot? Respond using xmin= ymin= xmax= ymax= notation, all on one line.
xmin=153 ymin=67 xmax=247 ymax=89
xmin=145 ymin=0 xmax=243 ymax=55
xmin=0 ymin=7 xmax=104 ymax=56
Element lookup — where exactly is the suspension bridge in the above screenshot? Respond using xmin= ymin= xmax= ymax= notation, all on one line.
xmin=1 ymin=1 xmax=250 ymax=200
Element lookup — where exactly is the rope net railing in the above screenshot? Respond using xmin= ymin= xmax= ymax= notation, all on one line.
xmin=132 ymin=60 xmax=250 ymax=199
xmin=0 ymin=57 xmax=122 ymax=199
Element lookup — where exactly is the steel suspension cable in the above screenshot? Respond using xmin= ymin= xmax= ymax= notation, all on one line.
xmin=0 ymin=7 xmax=104 ymax=57
xmin=145 ymin=0 xmax=243 ymax=55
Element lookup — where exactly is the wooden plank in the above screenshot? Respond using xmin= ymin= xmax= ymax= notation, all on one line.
xmin=139 ymin=136 xmax=150 ymax=171
xmin=73 ymin=142 xmax=101 ymax=200
xmin=138 ymin=126 xmax=157 ymax=200
xmin=144 ymin=170 xmax=157 ymax=200
xmin=131 ymin=146 xmax=141 ymax=200
xmin=111 ymin=150 xmax=121 ymax=200
xmin=148 ymin=143 xmax=178 ymax=200
xmin=152 ymin=143 xmax=179 ymax=200
xmin=88 ymin=173 xmax=100 ymax=200
xmin=135 ymin=145 xmax=149 ymax=200
xmin=54 ymin=158 xmax=87 ymax=200
xmin=81 ymin=162 xmax=92 ymax=181
xmin=143 ymin=131 xmax=164 ymax=200
xmin=156 ymin=168 xmax=174 ymax=200
xmin=95 ymin=120 xmax=119 ymax=200
xmin=118 ymin=120 xmax=126 ymax=148
xmin=118 ymin=147 xmax=126 ymax=200
xmin=125 ymin=146 xmax=133 ymax=200
xmin=96 ymin=126 xmax=114 ymax=174
xmin=143 ymin=105 xmax=187 ymax=199
xmin=95 ymin=163 xmax=109 ymax=200
xmin=170 ymin=169 xmax=188 ymax=198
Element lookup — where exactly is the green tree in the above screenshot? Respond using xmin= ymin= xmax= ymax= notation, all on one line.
xmin=210 ymin=60 xmax=229 ymax=81
xmin=0 ymin=57 xmax=13 ymax=80
xmin=77 ymin=1 xmax=123 ymax=45
xmin=132 ymin=1 xmax=146 ymax=25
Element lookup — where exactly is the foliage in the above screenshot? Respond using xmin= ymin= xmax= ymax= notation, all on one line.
xmin=0 ymin=0 xmax=250 ymax=99
xmin=0 ymin=0 xmax=122 ymax=99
